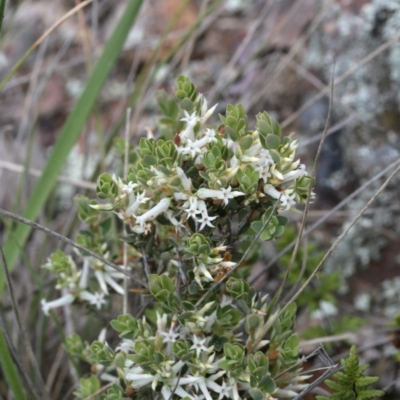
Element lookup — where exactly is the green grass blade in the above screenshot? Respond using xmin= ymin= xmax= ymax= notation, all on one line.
xmin=0 ymin=331 xmax=25 ymax=400
xmin=1 ymin=0 xmax=143 ymax=289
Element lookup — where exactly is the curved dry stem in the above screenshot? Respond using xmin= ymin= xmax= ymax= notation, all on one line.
xmin=266 ymin=162 xmax=400 ymax=335
xmin=270 ymin=68 xmax=334 ymax=311
xmin=0 ymin=207 xmax=147 ymax=288
xmin=0 ymin=0 xmax=94 ymax=91
xmin=249 ymin=158 xmax=400 ymax=285
xmin=0 ymin=312 xmax=42 ymax=400
xmin=0 ymin=161 xmax=96 ymax=190
xmin=281 ymin=29 xmax=400 ymax=129
xmin=0 ymin=245 xmax=50 ymax=399
xmin=83 ymin=380 xmax=118 ymax=400
xmin=123 ymin=108 xmax=132 ymax=314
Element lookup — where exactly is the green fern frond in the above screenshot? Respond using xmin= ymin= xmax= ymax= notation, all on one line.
xmin=316 ymin=346 xmax=384 ymax=400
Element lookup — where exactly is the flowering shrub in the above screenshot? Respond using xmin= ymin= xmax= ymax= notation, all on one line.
xmin=42 ymin=76 xmax=315 ymax=399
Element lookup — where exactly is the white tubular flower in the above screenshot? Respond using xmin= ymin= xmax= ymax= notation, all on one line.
xmin=179 ymin=139 xmax=203 ymax=158
xmin=125 ymin=372 xmax=154 ymax=388
xmin=218 ymin=381 xmax=232 ymax=400
xmin=228 ymin=378 xmax=240 ymax=400
xmin=204 ymin=128 xmax=216 ymax=141
xmin=200 ymin=97 xmax=218 ymax=124
xmin=160 ymin=329 xmax=179 ymax=344
xmin=97 ymin=328 xmax=107 ymax=343
xmin=194 ymin=264 xmax=214 ymax=287
xmin=196 ymin=198 xmax=217 ymax=231
xmin=252 ymin=148 xmax=274 ymax=180
xmin=197 ymin=213 xmax=217 ymax=231
xmin=176 ymin=167 xmax=192 ymax=191
xmin=197 ymin=186 xmax=244 ymax=206
xmin=263 ymin=184 xmax=296 ymax=210
xmin=94 ymin=266 xmax=125 ymax=295
xmin=79 ymin=258 xmax=90 ymax=289
xmin=184 ymin=196 xmax=199 ymax=220
xmin=290 ymin=138 xmax=299 ymax=150
xmin=180 ymin=111 xmax=199 ymax=141
xmin=201 ymin=103 xmax=218 ymax=124
xmin=269 ymin=165 xmax=284 ymax=183
xmin=273 ymin=389 xmax=298 ymax=398
xmin=150 ymin=166 xmax=169 ymax=186
xmin=122 ymin=181 xmax=138 ymax=194
xmin=166 ymin=210 xmax=185 ymax=232
xmin=282 ymin=164 xmax=306 ymax=183
xmin=41 ymin=293 xmax=75 ymax=316
xmin=116 ymin=338 xmax=135 ymax=352
xmin=156 ymin=312 xmax=168 ymax=333
xmin=174 ymin=192 xmax=189 ymax=201
xmin=219 ymin=187 xmax=245 ymax=206
xmin=135 ymin=197 xmax=172 ymax=228
xmin=190 ymin=335 xmax=210 ymax=358
xmin=79 ymin=291 xmax=106 ymax=309
xmin=126 ymin=191 xmax=150 ymax=217
xmin=195 ymin=352 xmax=219 ymax=374
xmin=193 ymin=134 xmax=217 ymax=150
xmin=192 ymin=370 xmax=226 ymax=400
xmin=161 ymin=384 xmax=193 ymax=400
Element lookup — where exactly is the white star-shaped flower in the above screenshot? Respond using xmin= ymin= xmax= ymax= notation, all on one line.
xmin=190 ymin=335 xmax=209 ymax=358
xmin=79 ymin=291 xmax=107 ymax=309
xmin=161 ymin=329 xmax=179 ymax=344
xmin=122 ymin=181 xmax=138 ymax=194
xmin=218 ymin=381 xmax=232 ymax=399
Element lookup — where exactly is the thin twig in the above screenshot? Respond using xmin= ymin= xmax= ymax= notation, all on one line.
xmin=281 ymin=29 xmax=400 ymax=129
xmin=232 ymin=235 xmax=255 ymax=246
xmin=168 ymin=368 xmax=183 ymax=400
xmin=271 ymin=67 xmax=334 ymax=311
xmin=208 ymin=0 xmax=275 ymax=100
xmin=176 ymin=251 xmax=187 ymax=285
xmin=0 ymin=207 xmax=147 ymax=288
xmin=75 ymin=0 xmax=93 ymax=72
xmin=127 ymin=0 xmax=193 ymax=140
xmin=180 ymin=0 xmax=210 ymax=71
xmin=292 ymin=364 xmax=342 ymax=400
xmin=0 ymin=312 xmax=42 ymax=400
xmin=123 ymin=108 xmax=132 ymax=315
xmin=0 ymin=160 xmax=96 ymax=190
xmin=265 ymin=162 xmax=400 ymax=333
xmin=249 ymin=158 xmax=400 ymax=285
xmin=300 ymin=332 xmax=358 ymax=349
xmin=0 ymin=245 xmax=50 ymax=400
xmin=288 ymin=60 xmax=385 ymax=133
xmin=45 ymin=344 xmax=65 ymax=394
xmin=0 ymin=0 xmax=94 ymax=91
xmin=298 ymin=116 xmax=354 ymax=148
xmin=243 ymin=1 xmax=330 ymax=110
xmin=331 ymin=336 xmax=391 ymax=364
xmin=282 ymin=233 xmax=308 ymax=303
xmin=83 ymin=380 xmax=118 ymax=400
xmin=231 ymin=208 xmax=253 ymax=237
xmin=274 ymin=345 xmax=324 ymax=380
xmin=195 ymin=195 xmax=281 ymax=307
xmin=142 ymin=247 xmax=151 ymax=279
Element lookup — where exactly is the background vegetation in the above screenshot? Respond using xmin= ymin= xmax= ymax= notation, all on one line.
xmin=1 ymin=0 xmax=400 ymax=398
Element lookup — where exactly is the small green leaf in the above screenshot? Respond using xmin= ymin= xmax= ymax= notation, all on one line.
xmin=249 ymin=388 xmax=266 ymax=400
xmin=265 ymin=134 xmax=280 ymax=149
